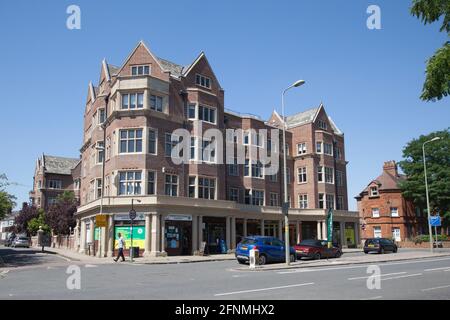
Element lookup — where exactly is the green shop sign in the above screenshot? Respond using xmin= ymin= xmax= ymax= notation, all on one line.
xmin=114 ymin=226 xmax=145 ymax=248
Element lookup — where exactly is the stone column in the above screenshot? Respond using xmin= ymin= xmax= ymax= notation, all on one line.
xmin=160 ymin=214 xmax=166 ymax=255
xmin=79 ymin=219 xmax=86 ymax=254
xmin=144 ymin=214 xmax=151 ymax=257
xmin=192 ymin=215 xmax=198 ymax=254
xmin=89 ymin=217 xmax=95 ymax=256
xmin=150 ymin=213 xmax=160 ymax=253
xmin=354 ymin=222 xmax=360 ymax=247
xmin=317 ymin=221 xmax=322 ymax=240
xmin=231 ymin=217 xmax=236 ymax=250
xmin=278 ymin=220 xmax=283 ymax=240
xmin=243 ymin=219 xmax=248 ymax=237
xmin=107 ymin=214 xmax=114 ymax=257
xmin=340 ymin=221 xmax=346 ymax=247
xmin=260 ymin=219 xmax=265 ymax=236
xmin=100 ymin=224 xmax=107 ymax=257
xmin=74 ymin=219 xmax=80 ymax=252
xmin=225 ymin=216 xmax=231 ymax=251
xmin=296 ymin=221 xmax=301 ymax=244
xmin=322 ymin=220 xmax=327 ymax=240
xmin=198 ymin=216 xmax=203 ymax=250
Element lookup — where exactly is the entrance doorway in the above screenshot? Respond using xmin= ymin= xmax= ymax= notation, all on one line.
xmin=165 ymin=219 xmax=192 ymax=256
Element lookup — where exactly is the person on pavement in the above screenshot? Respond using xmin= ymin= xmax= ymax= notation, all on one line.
xmin=114 ymin=233 xmax=126 ymax=262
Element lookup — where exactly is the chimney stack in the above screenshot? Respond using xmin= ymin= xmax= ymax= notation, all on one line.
xmin=383 ymin=160 xmax=398 ymax=177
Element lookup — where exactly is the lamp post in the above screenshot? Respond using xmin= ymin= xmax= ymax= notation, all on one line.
xmin=282 ymin=79 xmax=305 ymax=265
xmin=129 ymin=198 xmax=141 ymax=262
xmin=422 ymin=136 xmax=441 ymax=253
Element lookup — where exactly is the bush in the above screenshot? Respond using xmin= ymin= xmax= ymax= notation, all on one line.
xmin=413 ymin=234 xmax=448 ymax=244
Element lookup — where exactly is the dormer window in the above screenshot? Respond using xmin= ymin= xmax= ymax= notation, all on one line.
xmin=196 ymin=74 xmax=211 ymax=89
xmin=370 ymin=186 xmax=379 ymax=197
xmin=131 ymin=65 xmax=150 ymax=76
xmin=318 ymin=120 xmax=328 ymax=130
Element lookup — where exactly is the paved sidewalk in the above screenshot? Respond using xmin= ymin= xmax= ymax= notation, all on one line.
xmin=234 ymin=249 xmax=450 ymax=271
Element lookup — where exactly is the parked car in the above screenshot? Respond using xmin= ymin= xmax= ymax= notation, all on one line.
xmin=364 ymin=238 xmax=397 ymax=254
xmin=295 ymin=239 xmax=342 ymax=260
xmin=235 ymin=236 xmax=296 ymax=265
xmin=12 ymin=236 xmax=30 ymax=248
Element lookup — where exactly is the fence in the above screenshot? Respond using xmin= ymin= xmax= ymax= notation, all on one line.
xmin=30 ymin=234 xmax=77 ymax=250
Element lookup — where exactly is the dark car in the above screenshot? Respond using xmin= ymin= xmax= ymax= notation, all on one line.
xmin=364 ymin=238 xmax=397 ymax=254
xmin=294 ymin=239 xmax=342 ymax=260
xmin=235 ymin=236 xmax=296 ymax=265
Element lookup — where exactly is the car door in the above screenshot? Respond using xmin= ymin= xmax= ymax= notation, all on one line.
xmin=320 ymin=240 xmax=332 ymax=258
xmin=272 ymin=238 xmax=286 ymax=261
xmin=262 ymin=239 xmax=276 ymax=261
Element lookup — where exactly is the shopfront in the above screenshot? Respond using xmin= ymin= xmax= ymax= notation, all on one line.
xmin=345 ymin=222 xmax=356 ymax=248
xmin=164 ymin=214 xmax=192 ymax=256
xmin=301 ymin=221 xmax=317 ymax=240
xmin=113 ymin=213 xmax=145 ymax=256
xmin=203 ymin=217 xmax=226 ymax=254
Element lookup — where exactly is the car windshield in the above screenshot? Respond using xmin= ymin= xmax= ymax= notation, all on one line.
xmin=241 ymin=238 xmax=257 ymax=245
xmin=366 ymin=239 xmax=380 ymax=245
xmin=18 ymin=237 xmax=28 ymax=241
xmin=299 ymin=240 xmax=320 ymax=246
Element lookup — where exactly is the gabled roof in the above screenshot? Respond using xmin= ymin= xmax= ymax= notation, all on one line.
xmin=156 ymin=57 xmax=184 ymax=78
xmin=285 ymin=107 xmax=319 ymax=127
xmin=42 ymin=155 xmax=79 ymax=175
xmin=356 ymin=171 xmax=406 ymax=198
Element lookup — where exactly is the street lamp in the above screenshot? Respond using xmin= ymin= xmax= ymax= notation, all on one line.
xmin=95 ymin=144 xmax=106 ymax=258
xmin=423 ymin=136 xmax=441 ymax=253
xmin=282 ymin=79 xmax=306 ymax=265
xmin=129 ymin=198 xmax=141 ymax=262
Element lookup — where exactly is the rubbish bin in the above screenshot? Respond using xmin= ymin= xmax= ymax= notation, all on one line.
xmin=130 ymin=246 xmax=139 ymax=258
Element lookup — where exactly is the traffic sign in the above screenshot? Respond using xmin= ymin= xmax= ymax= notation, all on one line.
xmin=95 ymin=214 xmax=107 ymax=227
xmin=129 ymin=209 xmax=137 ymax=220
xmin=429 ymin=216 xmax=441 ymax=227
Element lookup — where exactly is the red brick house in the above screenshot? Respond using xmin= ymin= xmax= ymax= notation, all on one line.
xmin=355 ymin=161 xmax=427 ymax=242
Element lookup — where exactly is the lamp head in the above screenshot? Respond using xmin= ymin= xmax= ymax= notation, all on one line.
xmin=431 ymin=137 xmax=441 ymax=142
xmin=292 ymin=80 xmax=306 ymax=87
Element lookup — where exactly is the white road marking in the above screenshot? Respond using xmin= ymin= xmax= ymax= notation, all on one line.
xmin=360 ymin=296 xmax=383 ymax=300
xmin=348 ymin=272 xmax=406 ymax=280
xmin=84 ymin=264 xmax=98 ymax=268
xmin=214 ymin=282 xmax=314 ymax=296
xmin=424 ymin=266 xmax=450 ymax=272
xmin=421 ymin=284 xmax=450 ymax=292
xmin=381 ymin=273 xmax=422 ymax=281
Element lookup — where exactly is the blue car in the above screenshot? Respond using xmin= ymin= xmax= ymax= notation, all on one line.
xmin=235 ymin=236 xmax=296 ymax=265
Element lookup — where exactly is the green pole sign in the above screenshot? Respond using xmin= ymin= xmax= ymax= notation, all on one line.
xmin=327 ymin=208 xmax=333 ymax=248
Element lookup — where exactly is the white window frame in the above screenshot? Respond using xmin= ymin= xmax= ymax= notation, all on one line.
xmin=131 ymin=65 xmax=150 ymax=76
xmin=164 ymin=174 xmax=178 ymax=197
xmin=323 ymin=143 xmax=333 ymax=156
xmin=198 ymin=104 xmax=216 ymax=124
xmin=316 ymin=141 xmax=322 ymax=154
xmin=297 ymin=167 xmax=307 ymax=183
xmin=370 ymin=186 xmax=379 ymax=197
xmin=48 ymin=179 xmax=62 ymax=189
xmin=372 ymin=207 xmax=380 ymax=218
xmin=118 ymin=171 xmax=142 ymax=196
xmin=119 ymin=129 xmax=143 ymax=154
xmin=97 ymin=108 xmax=106 ymax=124
xmin=298 ymin=194 xmax=308 ymax=209
xmin=121 ymin=92 xmax=144 ymax=110
xmin=148 ymin=128 xmax=158 ymax=155
xmin=390 ymin=207 xmax=399 ymax=217
xmin=195 ymin=74 xmax=212 ymax=89
xmin=373 ymin=226 xmax=382 ymax=238
xmin=325 ymin=167 xmax=334 ymax=184
xmin=297 ymin=142 xmax=307 ymax=155
xmin=269 ymin=193 xmax=279 ymax=207
xmin=326 ymin=194 xmax=335 ymax=209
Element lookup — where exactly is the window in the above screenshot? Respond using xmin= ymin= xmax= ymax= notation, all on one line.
xmin=244 ymin=159 xmax=250 ymax=177
xmin=372 ymin=208 xmax=380 ymax=218
xmin=370 ymin=186 xmax=379 ymax=197
xmin=243 ymin=131 xmax=250 ymax=145
xmin=228 ymin=157 xmax=239 ymax=176
xmin=48 ymin=179 xmax=62 ymax=189
xmin=336 ymin=170 xmax=344 ymax=187
xmin=98 ymin=108 xmax=106 ymax=124
xmin=74 ymin=179 xmax=80 ymax=191
xmin=373 ymin=226 xmax=382 ymax=238
xmin=244 ymin=189 xmax=251 ymax=204
xmin=267 ymin=138 xmax=272 ymax=155
xmin=336 ymin=196 xmax=344 ymax=210
xmin=187 ymin=104 xmax=196 ymax=119
xmin=317 ymin=166 xmax=323 ymax=182
xmin=251 ymin=161 xmax=263 ymax=178
xmin=188 ymin=177 xmax=196 ymax=198
xmin=118 ymin=171 xmax=142 ymax=195
xmin=252 ymin=190 xmax=265 ymax=206
xmin=96 ymin=141 xmax=104 ymax=164
xmin=335 ymin=147 xmax=342 ymax=160
xmin=106 ymin=137 xmax=111 ymax=160
xmin=326 ymin=194 xmax=334 ymax=209
xmin=164 ymin=174 xmax=178 ymax=196
xmin=38 ymin=180 xmax=42 ymax=189
xmin=201 ymin=139 xmax=216 ymax=163
xmin=119 ymin=129 xmax=142 ymax=153
xmin=269 ymin=173 xmax=278 ymax=182
xmin=297 ymin=143 xmax=307 ymax=155
xmin=198 ymin=177 xmax=216 ymax=200
xmin=299 ymin=194 xmax=308 ymax=209
xmin=96 ymin=178 xmax=102 ymax=199
xmin=196 ymin=74 xmax=212 ymax=89
xmin=390 ymin=207 xmax=399 ymax=217
xmin=251 ymin=131 xmax=263 ymax=147
xmin=284 ymin=144 xmax=290 ymax=156
xmin=392 ymin=228 xmax=401 ymax=241
xmin=297 ymin=167 xmax=307 ymax=183
xmin=190 ymin=137 xmax=196 ymax=160
xmin=150 ymin=95 xmax=163 ymax=112
xmin=229 ymin=187 xmax=239 ymax=202
xmin=48 ymin=197 xmax=57 ymax=206
xmin=270 ymin=193 xmax=279 ymax=206
xmin=316 ymin=142 xmax=322 ymax=153
xmin=318 ymin=193 xmax=324 ymax=209
xmin=318 ymin=120 xmax=328 ymax=130
xmin=165 ymin=133 xmax=179 ymax=157
xmin=198 ymin=105 xmax=216 ymax=123
xmin=325 ymin=167 xmax=334 ymax=184
xmin=121 ymin=93 xmax=144 ymax=109
xmin=324 ymin=143 xmax=333 ymax=156
xmin=148 ymin=129 xmax=157 ymax=155
xmin=147 ymin=171 xmax=156 ymax=195
xmin=131 ymin=65 xmax=150 ymax=75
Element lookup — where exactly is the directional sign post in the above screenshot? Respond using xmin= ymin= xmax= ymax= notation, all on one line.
xmin=429 ymin=215 xmax=441 ymax=248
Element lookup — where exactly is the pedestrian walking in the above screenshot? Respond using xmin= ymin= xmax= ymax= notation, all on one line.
xmin=114 ymin=233 xmax=126 ymax=262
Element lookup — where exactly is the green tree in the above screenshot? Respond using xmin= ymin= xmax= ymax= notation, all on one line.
xmin=398 ymin=128 xmax=450 ymax=228
xmin=27 ymin=209 xmax=51 ymax=236
xmin=0 ymin=173 xmax=17 ymax=220
xmin=410 ymin=0 xmax=450 ymax=101
xmin=45 ymin=191 xmax=77 ymax=235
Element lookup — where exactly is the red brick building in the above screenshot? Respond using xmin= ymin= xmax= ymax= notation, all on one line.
xmin=74 ymin=41 xmax=360 ymax=257
xmin=355 ymin=161 xmax=427 ymax=242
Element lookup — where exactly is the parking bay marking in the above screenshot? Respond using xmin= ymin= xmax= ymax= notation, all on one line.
xmin=421 ymin=284 xmax=450 ymax=292
xmin=214 ymin=282 xmax=314 ymax=296
xmin=381 ymin=273 xmax=422 ymax=281
xmin=348 ymin=272 xmax=406 ymax=281
xmin=424 ymin=266 xmax=450 ymax=272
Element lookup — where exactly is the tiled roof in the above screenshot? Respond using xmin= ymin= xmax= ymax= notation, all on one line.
xmin=156 ymin=57 xmax=184 ymax=77
xmin=358 ymin=171 xmax=406 ymax=197
xmin=108 ymin=64 xmax=120 ymax=76
xmin=285 ymin=107 xmax=319 ymax=127
xmin=43 ymin=155 xmax=79 ymax=175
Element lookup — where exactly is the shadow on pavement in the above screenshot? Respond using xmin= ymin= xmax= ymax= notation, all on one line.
xmin=0 ymin=247 xmax=60 ymax=268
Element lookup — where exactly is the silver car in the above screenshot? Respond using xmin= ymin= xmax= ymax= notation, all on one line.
xmin=12 ymin=236 xmax=30 ymax=248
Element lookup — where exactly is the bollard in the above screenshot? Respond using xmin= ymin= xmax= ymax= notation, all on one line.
xmin=249 ymin=248 xmax=259 ymax=269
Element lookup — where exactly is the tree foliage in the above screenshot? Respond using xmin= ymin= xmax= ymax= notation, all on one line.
xmin=14 ymin=202 xmax=39 ymax=234
xmin=398 ymin=128 xmax=450 ymax=227
xmin=410 ymin=0 xmax=450 ymax=101
xmin=0 ymin=174 xmax=16 ymax=220
xmin=45 ymin=191 xmax=77 ymax=235
xmin=27 ymin=209 xmax=51 ymax=236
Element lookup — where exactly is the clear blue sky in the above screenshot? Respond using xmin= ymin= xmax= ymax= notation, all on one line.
xmin=0 ymin=0 xmax=448 ymax=211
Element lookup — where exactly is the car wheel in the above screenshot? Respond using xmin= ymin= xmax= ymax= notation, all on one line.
xmin=393 ymin=247 xmax=398 ymax=253
xmin=290 ymin=254 xmax=296 ymax=262
xmin=237 ymin=259 xmax=246 ymax=265
xmin=364 ymin=250 xmax=369 ymax=254
xmin=258 ymin=254 xmax=267 ymax=265
xmin=335 ymin=250 xmax=342 ymax=258
xmin=313 ymin=252 xmax=321 ymax=260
